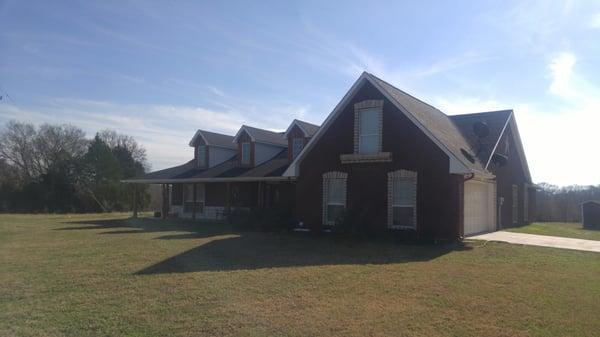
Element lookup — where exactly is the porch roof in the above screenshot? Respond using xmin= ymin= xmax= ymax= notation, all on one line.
xmin=122 ymin=150 xmax=292 ymax=184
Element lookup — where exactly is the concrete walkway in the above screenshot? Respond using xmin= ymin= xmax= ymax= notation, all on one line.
xmin=469 ymin=231 xmax=600 ymax=253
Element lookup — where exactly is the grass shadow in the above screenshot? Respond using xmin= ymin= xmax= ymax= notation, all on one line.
xmin=56 ymin=217 xmax=470 ymax=274
xmin=56 ymin=217 xmax=234 ymax=239
xmin=136 ymin=231 xmax=469 ymax=274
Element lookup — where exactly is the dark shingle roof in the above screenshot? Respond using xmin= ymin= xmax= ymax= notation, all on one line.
xmin=366 ymin=73 xmax=486 ymax=172
xmin=136 ymin=160 xmax=197 ymax=180
xmin=124 ymin=150 xmax=289 ymax=182
xmin=239 ymin=125 xmax=287 ymax=146
xmin=295 ymin=120 xmax=320 ymax=137
xmin=189 ymin=129 xmax=236 ymax=149
xmin=449 ymin=110 xmax=512 ymax=168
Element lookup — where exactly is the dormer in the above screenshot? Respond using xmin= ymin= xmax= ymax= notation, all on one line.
xmin=232 ymin=125 xmax=287 ymax=167
xmin=284 ymin=119 xmax=320 ymax=161
xmin=188 ymin=130 xmax=237 ymax=169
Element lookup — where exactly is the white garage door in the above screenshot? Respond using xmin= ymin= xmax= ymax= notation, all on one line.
xmin=464 ymin=179 xmax=496 ymax=236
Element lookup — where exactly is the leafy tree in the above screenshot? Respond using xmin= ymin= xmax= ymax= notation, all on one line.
xmin=0 ymin=121 xmax=150 ymax=213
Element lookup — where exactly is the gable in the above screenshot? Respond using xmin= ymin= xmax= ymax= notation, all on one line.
xmin=288 ymin=81 xmax=456 ymax=180
xmin=487 ymin=120 xmax=531 ymax=183
xmin=287 ymin=124 xmax=305 ymax=139
xmin=450 ymin=110 xmax=512 ymax=168
xmin=236 ymin=130 xmax=252 ymax=143
xmin=284 ymin=72 xmax=483 ymax=177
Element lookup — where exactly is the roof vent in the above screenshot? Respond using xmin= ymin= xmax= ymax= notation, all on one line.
xmin=461 ymin=148 xmax=476 ymax=163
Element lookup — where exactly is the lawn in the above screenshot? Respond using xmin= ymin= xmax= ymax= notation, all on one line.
xmin=505 ymin=222 xmax=600 ymax=241
xmin=1 ymin=214 xmax=599 ymax=337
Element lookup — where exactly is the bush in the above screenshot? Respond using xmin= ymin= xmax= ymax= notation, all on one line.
xmin=332 ymin=206 xmax=373 ymax=238
xmin=227 ymin=207 xmax=296 ymax=232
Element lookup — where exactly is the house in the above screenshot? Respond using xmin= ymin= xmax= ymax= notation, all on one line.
xmin=581 ymin=201 xmax=600 ymax=229
xmin=125 ymin=72 xmax=535 ymax=240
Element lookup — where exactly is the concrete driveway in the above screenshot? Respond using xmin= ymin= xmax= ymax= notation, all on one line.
xmin=468 ymin=231 xmax=600 ymax=253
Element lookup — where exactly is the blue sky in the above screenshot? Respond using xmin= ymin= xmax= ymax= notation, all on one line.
xmin=1 ymin=0 xmax=599 ymax=186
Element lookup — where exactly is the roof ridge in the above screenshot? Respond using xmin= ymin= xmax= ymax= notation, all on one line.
xmin=198 ymin=129 xmax=235 ymax=137
xmin=449 ymin=110 xmax=513 ymax=118
xmin=365 ymin=72 xmax=447 ymax=116
xmin=243 ymin=124 xmax=285 ymax=134
xmin=295 ymin=119 xmax=320 ymax=127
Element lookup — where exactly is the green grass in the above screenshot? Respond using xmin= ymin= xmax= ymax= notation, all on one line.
xmin=1 ymin=214 xmax=599 ymax=337
xmin=505 ymin=222 xmax=600 ymax=241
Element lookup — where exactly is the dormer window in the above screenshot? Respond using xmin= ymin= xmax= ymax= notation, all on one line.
xmin=354 ymin=100 xmax=383 ymax=155
xmin=241 ymin=142 xmax=251 ymax=165
xmin=358 ymin=108 xmax=381 ymax=154
xmin=197 ymin=145 xmax=206 ymax=167
xmin=340 ymin=99 xmax=390 ymax=163
xmin=292 ymin=137 xmax=304 ymax=159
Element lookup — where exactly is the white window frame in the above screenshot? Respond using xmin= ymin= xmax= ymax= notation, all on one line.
xmin=241 ymin=142 xmax=251 ymax=165
xmin=197 ymin=145 xmax=207 ymax=167
xmin=322 ymin=171 xmax=347 ymax=226
xmin=358 ymin=108 xmax=381 ymax=154
xmin=292 ymin=137 xmax=303 ymax=159
xmin=354 ymin=100 xmax=383 ymax=155
xmin=512 ymin=184 xmax=518 ymax=224
xmin=387 ymin=170 xmax=417 ymax=229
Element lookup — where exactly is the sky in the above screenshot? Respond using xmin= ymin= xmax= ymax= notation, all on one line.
xmin=0 ymin=0 xmax=599 ymax=186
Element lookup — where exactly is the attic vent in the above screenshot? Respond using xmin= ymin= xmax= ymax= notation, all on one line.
xmin=460 ymin=148 xmax=476 ymax=163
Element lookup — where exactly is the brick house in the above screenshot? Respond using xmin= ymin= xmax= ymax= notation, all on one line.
xmin=125 ymin=72 xmax=535 ymax=240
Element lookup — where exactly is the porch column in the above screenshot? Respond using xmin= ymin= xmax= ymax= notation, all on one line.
xmin=161 ymin=184 xmax=168 ymax=219
xmin=225 ymin=182 xmax=231 ymax=215
xmin=192 ymin=183 xmax=197 ymax=220
xmin=132 ymin=184 xmax=138 ymax=219
xmin=257 ymin=182 xmax=263 ymax=208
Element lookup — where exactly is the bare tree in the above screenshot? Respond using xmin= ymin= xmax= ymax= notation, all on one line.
xmin=0 ymin=121 xmax=88 ymax=182
xmin=98 ymin=129 xmax=148 ymax=170
xmin=0 ymin=121 xmax=38 ymax=181
xmin=34 ymin=123 xmax=88 ymax=173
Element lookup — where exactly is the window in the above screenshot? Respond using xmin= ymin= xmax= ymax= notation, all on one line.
xmin=183 ymin=183 xmax=205 ymax=213
xmin=388 ymin=170 xmax=417 ymax=229
xmin=358 ymin=108 xmax=381 ymax=154
xmin=241 ymin=142 xmax=251 ymax=165
xmin=197 ymin=145 xmax=206 ymax=167
xmin=322 ymin=171 xmax=347 ymax=225
xmin=512 ymin=184 xmax=518 ymax=224
xmin=292 ymin=137 xmax=304 ymax=159
xmin=353 ymin=100 xmax=383 ymax=155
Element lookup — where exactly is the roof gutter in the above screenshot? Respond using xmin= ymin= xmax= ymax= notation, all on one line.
xmin=122 ymin=176 xmax=297 ymax=184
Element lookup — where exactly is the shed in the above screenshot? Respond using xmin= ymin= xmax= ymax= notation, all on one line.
xmin=581 ymin=201 xmax=600 ymax=229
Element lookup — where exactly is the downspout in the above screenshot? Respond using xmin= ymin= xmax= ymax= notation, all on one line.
xmin=458 ymin=173 xmax=475 ymax=241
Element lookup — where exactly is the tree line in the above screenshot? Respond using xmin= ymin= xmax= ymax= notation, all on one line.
xmin=0 ymin=120 xmax=149 ymax=213
xmin=535 ymin=183 xmax=600 ymax=223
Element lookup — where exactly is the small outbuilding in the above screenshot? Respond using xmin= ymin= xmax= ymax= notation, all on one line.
xmin=581 ymin=201 xmax=600 ymax=229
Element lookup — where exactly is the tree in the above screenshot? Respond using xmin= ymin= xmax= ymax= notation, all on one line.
xmin=77 ymin=135 xmax=122 ymax=212
xmin=76 ymin=133 xmax=150 ymax=212
xmin=0 ymin=121 xmax=88 ymax=183
xmin=0 ymin=121 xmax=37 ymax=181
xmin=98 ymin=130 xmax=148 ymax=171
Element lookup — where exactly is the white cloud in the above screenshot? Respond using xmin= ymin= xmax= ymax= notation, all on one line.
xmin=548 ymin=52 xmax=576 ymax=97
xmin=438 ymin=51 xmax=600 ymax=186
xmin=0 ymin=97 xmax=311 ymax=171
xmin=588 ymin=12 xmax=600 ymax=29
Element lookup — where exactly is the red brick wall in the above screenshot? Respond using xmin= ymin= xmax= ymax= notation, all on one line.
xmin=295 ymin=82 xmax=462 ymax=240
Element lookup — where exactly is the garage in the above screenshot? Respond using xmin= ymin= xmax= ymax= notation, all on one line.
xmin=464 ymin=179 xmax=497 ymax=236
